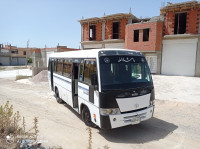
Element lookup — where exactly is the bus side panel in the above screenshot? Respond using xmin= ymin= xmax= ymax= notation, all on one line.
xmin=53 ymin=73 xmax=72 ymax=105
xmin=78 ymin=82 xmax=101 ymax=127
xmin=78 ymin=83 xmax=89 ymax=101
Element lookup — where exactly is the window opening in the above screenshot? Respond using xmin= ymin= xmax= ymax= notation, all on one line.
xmin=89 ymin=25 xmax=96 ymax=40
xmin=113 ymin=22 xmax=119 ymax=39
xmin=11 ymin=50 xmax=18 ymax=54
xmin=174 ymin=12 xmax=187 ymax=34
xmin=134 ymin=30 xmax=139 ymax=42
xmin=143 ymin=29 xmax=149 ymax=41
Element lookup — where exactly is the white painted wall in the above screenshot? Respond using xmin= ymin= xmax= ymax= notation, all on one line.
xmin=162 ymin=38 xmax=198 ymax=76
xmin=0 ymin=57 xmax=10 ymax=66
xmin=84 ymin=44 xmax=102 ymax=49
xmin=105 ymin=43 xmax=125 ymax=49
xmin=146 ymin=55 xmax=157 ymax=73
xmin=46 ymin=52 xmax=54 ymax=66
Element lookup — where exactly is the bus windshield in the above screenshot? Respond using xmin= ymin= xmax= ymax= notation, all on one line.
xmin=99 ymin=56 xmax=152 ymax=90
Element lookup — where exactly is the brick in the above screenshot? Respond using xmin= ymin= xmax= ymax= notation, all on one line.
xmin=125 ymin=22 xmax=163 ymax=52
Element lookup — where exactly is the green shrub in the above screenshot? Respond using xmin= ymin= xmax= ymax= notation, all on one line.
xmin=27 ymin=58 xmax=32 ymax=64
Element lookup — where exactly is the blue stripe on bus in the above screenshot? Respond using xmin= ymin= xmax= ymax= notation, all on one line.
xmin=53 ymin=75 xmax=71 ymax=84
xmin=78 ymin=86 xmax=89 ymax=92
xmin=53 ymin=74 xmax=89 ymax=92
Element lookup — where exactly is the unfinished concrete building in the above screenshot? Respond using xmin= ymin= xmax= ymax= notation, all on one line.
xmin=0 ymin=45 xmax=30 ymax=66
xmin=79 ymin=13 xmax=138 ymax=49
xmin=125 ymin=17 xmax=163 ymax=74
xmin=160 ymin=1 xmax=200 ymax=77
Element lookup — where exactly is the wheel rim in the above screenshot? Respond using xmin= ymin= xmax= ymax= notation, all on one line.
xmin=84 ymin=109 xmax=91 ymax=125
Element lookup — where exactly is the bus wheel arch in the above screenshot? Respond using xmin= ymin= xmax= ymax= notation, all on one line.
xmin=55 ymin=86 xmax=63 ymax=104
xmin=81 ymin=104 xmax=95 ymax=127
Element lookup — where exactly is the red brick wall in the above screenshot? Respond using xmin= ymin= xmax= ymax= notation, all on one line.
xmin=105 ymin=21 xmax=113 ymax=39
xmin=163 ymin=12 xmax=175 ymax=35
xmin=105 ymin=19 xmax=128 ymax=40
xmin=125 ymin=22 xmax=163 ymax=51
xmin=186 ymin=8 xmax=199 ymax=34
xmin=156 ymin=22 xmax=163 ymax=50
xmin=82 ymin=19 xmax=128 ymax=41
xmin=163 ymin=8 xmax=200 ymax=35
xmin=96 ymin=22 xmax=102 ymax=41
xmin=119 ymin=19 xmax=128 ymax=39
xmin=83 ymin=24 xmax=89 ymax=41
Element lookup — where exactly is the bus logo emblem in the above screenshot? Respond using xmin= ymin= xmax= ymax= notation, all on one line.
xmin=104 ymin=57 xmax=110 ymax=63
xmin=135 ymin=104 xmax=139 ymax=108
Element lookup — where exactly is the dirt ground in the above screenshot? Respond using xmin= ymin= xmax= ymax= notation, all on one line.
xmin=0 ymin=76 xmax=200 ymax=149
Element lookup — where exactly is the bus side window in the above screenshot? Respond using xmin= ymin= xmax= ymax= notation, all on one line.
xmin=83 ymin=60 xmax=97 ymax=85
xmin=56 ymin=59 xmax=63 ymax=75
xmin=79 ymin=63 xmax=84 ymax=81
xmin=54 ymin=59 xmax=57 ymax=72
xmin=63 ymin=59 xmax=72 ymax=78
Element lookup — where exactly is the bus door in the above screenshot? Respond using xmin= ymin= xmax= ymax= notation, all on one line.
xmin=72 ymin=63 xmax=79 ymax=108
xmin=49 ymin=59 xmax=54 ymax=91
xmin=78 ymin=59 xmax=98 ymax=104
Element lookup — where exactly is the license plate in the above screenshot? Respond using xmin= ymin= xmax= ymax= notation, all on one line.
xmin=131 ymin=116 xmax=141 ymax=124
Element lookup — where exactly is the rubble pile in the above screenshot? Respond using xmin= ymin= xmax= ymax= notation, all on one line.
xmin=30 ymin=70 xmax=48 ymax=83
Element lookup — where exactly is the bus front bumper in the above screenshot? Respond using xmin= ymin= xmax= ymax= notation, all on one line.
xmin=100 ymin=105 xmax=154 ymax=129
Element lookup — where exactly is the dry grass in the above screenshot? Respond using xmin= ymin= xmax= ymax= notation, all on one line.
xmin=87 ymin=127 xmax=92 ymax=149
xmin=0 ymin=67 xmax=6 ymax=71
xmin=13 ymin=66 xmax=28 ymax=70
xmin=0 ymin=101 xmax=39 ymax=148
xmin=87 ymin=127 xmax=110 ymax=149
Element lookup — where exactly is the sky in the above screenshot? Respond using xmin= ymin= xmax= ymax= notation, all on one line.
xmin=0 ymin=0 xmax=197 ymax=49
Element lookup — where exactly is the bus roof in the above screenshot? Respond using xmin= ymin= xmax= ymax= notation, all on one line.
xmin=49 ymin=48 xmax=142 ymax=59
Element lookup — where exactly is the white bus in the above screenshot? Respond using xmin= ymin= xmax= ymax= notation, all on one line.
xmin=48 ymin=49 xmax=155 ymax=129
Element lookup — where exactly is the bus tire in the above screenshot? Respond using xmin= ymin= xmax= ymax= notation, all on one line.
xmin=82 ymin=106 xmax=95 ymax=127
xmin=55 ymin=88 xmax=63 ymax=104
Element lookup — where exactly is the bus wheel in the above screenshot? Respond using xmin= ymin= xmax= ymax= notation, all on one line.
xmin=82 ymin=107 xmax=95 ymax=127
xmin=55 ymin=88 xmax=63 ymax=104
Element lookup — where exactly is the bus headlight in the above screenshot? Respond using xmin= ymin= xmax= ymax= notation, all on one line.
xmin=100 ymin=108 xmax=120 ymax=116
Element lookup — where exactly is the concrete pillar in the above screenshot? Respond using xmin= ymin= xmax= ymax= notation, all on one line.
xmin=156 ymin=51 xmax=162 ymax=74
xmin=102 ymin=21 xmax=105 ymax=41
xmin=81 ymin=24 xmax=83 ymax=42
xmin=128 ymin=18 xmax=132 ymax=24
xmin=195 ymin=38 xmax=200 ymax=77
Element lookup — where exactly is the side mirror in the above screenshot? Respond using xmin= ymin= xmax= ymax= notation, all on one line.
xmin=91 ymin=73 xmax=98 ymax=89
